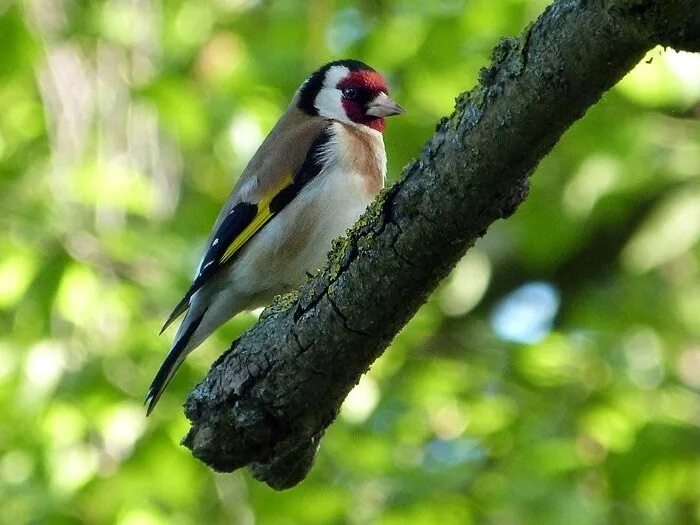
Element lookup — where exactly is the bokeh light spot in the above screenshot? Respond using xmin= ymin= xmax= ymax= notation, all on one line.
xmin=491 ymin=282 xmax=559 ymax=344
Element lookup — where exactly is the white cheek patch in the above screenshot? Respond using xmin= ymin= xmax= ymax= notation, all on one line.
xmin=314 ymin=65 xmax=352 ymax=123
xmin=314 ymin=88 xmax=347 ymax=121
xmin=323 ymin=65 xmax=350 ymax=89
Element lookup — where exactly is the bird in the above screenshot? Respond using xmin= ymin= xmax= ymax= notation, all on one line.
xmin=146 ymin=59 xmax=404 ymax=414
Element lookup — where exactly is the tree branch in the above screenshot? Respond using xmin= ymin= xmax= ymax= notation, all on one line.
xmin=181 ymin=0 xmax=700 ymax=489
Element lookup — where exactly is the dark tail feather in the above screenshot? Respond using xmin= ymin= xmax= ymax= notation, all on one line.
xmin=146 ymin=312 xmax=204 ymax=415
xmin=160 ymin=295 xmax=190 ymax=335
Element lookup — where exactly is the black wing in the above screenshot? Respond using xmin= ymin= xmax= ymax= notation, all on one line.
xmin=160 ymin=126 xmax=333 ymax=333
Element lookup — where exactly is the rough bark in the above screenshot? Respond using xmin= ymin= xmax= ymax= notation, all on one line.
xmin=182 ymin=0 xmax=700 ymax=489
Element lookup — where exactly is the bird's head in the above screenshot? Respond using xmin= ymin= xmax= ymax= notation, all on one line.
xmin=297 ymin=59 xmax=404 ymax=132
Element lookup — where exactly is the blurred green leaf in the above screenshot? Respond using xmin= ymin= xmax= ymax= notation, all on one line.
xmin=0 ymin=1 xmax=699 ymax=523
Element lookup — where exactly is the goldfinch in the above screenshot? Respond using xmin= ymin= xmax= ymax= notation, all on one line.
xmin=146 ymin=59 xmax=404 ymax=414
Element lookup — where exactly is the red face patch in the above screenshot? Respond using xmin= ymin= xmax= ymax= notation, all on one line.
xmin=338 ymin=70 xmax=388 ymax=94
xmin=337 ymin=70 xmax=389 ymax=132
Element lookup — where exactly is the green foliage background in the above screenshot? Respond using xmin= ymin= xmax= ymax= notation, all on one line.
xmin=1 ymin=0 xmax=700 ymax=523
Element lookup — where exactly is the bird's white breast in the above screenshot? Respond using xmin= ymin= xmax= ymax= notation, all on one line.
xmin=228 ymin=122 xmax=386 ymax=306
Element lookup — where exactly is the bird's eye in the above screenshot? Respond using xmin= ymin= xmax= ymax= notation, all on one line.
xmin=342 ymin=87 xmax=359 ymax=100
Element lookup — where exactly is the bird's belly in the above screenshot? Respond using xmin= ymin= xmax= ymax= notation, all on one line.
xmin=228 ymin=168 xmax=376 ymax=304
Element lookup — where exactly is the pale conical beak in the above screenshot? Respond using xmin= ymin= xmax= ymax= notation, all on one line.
xmin=366 ymin=92 xmax=405 ymax=117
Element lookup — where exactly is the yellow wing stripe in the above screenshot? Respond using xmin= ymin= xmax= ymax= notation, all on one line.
xmin=220 ymin=172 xmax=294 ymax=264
